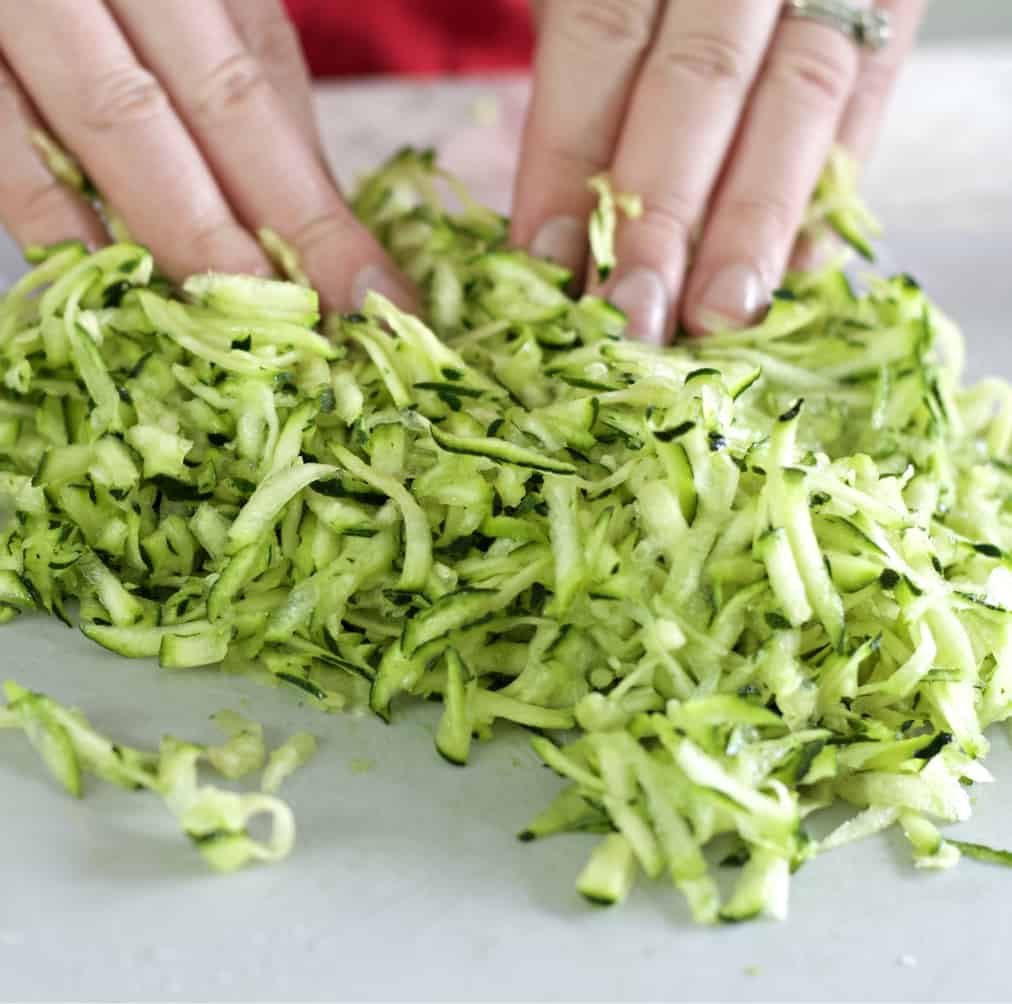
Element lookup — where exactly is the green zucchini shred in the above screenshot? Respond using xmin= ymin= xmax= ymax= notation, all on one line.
xmin=948 ymin=839 xmax=1012 ymax=867
xmin=261 ymin=731 xmax=317 ymax=794
xmin=1 ymin=146 xmax=1011 ymax=916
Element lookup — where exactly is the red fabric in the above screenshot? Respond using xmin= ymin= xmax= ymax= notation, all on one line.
xmin=283 ymin=0 xmax=535 ymax=77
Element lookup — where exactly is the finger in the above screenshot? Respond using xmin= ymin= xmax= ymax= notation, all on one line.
xmin=0 ymin=1 xmax=267 ymax=279
xmin=0 ymin=56 xmax=106 ymax=250
xmin=600 ymin=0 xmax=782 ymax=343
xmin=836 ymin=0 xmax=926 ymax=161
xmin=511 ymin=0 xmax=662 ymax=274
xmin=110 ymin=0 xmax=414 ymax=312
xmin=222 ymin=0 xmax=320 ymax=150
xmin=789 ymin=1 xmax=926 ymax=273
xmin=682 ymin=13 xmax=861 ymax=335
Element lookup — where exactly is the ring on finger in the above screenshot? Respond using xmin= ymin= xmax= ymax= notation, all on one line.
xmin=782 ymin=0 xmax=892 ymax=51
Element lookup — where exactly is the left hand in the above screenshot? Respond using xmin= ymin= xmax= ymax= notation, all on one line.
xmin=0 ymin=0 xmax=416 ymax=313
xmin=511 ymin=0 xmax=926 ymax=342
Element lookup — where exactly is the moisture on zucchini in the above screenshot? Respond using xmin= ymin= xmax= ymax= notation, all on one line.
xmin=1 ymin=145 xmax=1011 ymax=916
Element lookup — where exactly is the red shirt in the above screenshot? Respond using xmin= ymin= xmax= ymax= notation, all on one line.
xmin=283 ymin=0 xmax=535 ymax=77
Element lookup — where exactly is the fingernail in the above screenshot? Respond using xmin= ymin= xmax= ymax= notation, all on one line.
xmin=694 ymin=264 xmax=765 ymax=333
xmin=530 ymin=215 xmax=585 ymax=273
xmin=352 ymin=264 xmax=417 ymax=312
xmin=607 ymin=268 xmax=668 ymax=345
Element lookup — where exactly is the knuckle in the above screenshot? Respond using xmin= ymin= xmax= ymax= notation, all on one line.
xmin=637 ymin=198 xmax=696 ymax=247
xmin=188 ymin=217 xmax=260 ymax=273
xmin=288 ymin=208 xmax=356 ymax=262
xmin=243 ymin=12 xmax=303 ymax=70
xmin=82 ymin=65 xmax=168 ymax=132
xmin=191 ymin=52 xmax=272 ymax=125
xmin=724 ymin=192 xmax=797 ymax=236
xmin=554 ymin=0 xmax=655 ymax=52
xmin=536 ymin=134 xmax=611 ymax=180
xmin=647 ymin=31 xmax=753 ymax=89
xmin=855 ymin=56 xmax=899 ymax=106
xmin=5 ymin=177 xmax=68 ymax=228
xmin=769 ymin=45 xmax=854 ymax=108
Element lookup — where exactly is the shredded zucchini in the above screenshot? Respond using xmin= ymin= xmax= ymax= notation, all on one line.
xmin=948 ymin=839 xmax=1012 ymax=867
xmin=262 ymin=731 xmax=317 ymax=794
xmin=587 ymin=175 xmax=643 ymax=282
xmin=2 ymin=147 xmax=1011 ymax=917
xmin=206 ymin=709 xmax=266 ymax=780
xmin=0 ymin=682 xmax=292 ymax=872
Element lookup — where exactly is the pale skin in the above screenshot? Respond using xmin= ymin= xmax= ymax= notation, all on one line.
xmin=0 ymin=0 xmax=925 ymax=340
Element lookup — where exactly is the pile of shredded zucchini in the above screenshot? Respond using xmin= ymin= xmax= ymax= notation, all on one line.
xmin=2 ymin=148 xmax=1011 ymax=920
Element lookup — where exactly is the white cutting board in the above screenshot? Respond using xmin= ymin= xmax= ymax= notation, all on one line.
xmin=3 ymin=56 xmax=1012 ymax=1003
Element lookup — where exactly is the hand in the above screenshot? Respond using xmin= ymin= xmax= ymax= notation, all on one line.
xmin=0 ymin=0 xmax=415 ymax=311
xmin=512 ymin=0 xmax=925 ymax=341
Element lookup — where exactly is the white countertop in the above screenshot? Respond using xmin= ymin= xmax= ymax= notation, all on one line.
xmin=2 ymin=45 xmax=1012 ymax=1004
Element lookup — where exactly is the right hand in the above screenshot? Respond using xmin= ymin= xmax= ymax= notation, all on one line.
xmin=512 ymin=0 xmax=923 ymax=342
xmin=0 ymin=0 xmax=416 ymax=311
